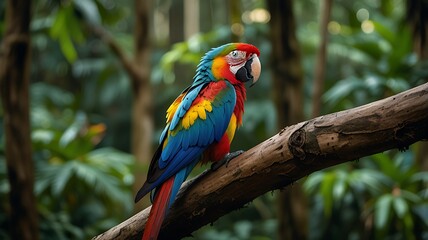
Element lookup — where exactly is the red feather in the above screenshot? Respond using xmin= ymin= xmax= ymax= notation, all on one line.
xmin=142 ymin=176 xmax=175 ymax=240
xmin=202 ymin=133 xmax=231 ymax=163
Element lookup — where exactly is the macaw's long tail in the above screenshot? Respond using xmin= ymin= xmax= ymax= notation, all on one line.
xmin=142 ymin=176 xmax=175 ymax=240
xmin=142 ymin=164 xmax=196 ymax=240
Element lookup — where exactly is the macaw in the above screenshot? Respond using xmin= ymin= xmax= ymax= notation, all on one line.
xmin=134 ymin=43 xmax=261 ymax=240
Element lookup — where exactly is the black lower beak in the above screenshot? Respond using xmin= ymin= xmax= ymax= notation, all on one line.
xmin=235 ymin=58 xmax=254 ymax=83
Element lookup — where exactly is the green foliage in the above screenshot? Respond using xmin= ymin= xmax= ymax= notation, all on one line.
xmin=1 ymin=3 xmax=136 ymax=238
xmin=0 ymin=82 xmax=134 ymax=239
xmin=297 ymin=1 xmax=428 ymax=239
xmin=31 ymin=83 xmax=134 ymax=240
xmin=189 ymin=195 xmax=278 ymax=240
xmin=49 ymin=4 xmax=85 ymax=62
xmin=33 ymin=0 xmax=130 ymax=63
xmin=304 ymin=151 xmax=428 ymax=239
xmin=323 ymin=21 xmax=418 ymax=112
xmin=195 ymin=219 xmax=276 ymax=240
xmin=155 ymin=27 xmax=232 ymax=84
xmin=302 ymin=9 xmax=428 ymax=237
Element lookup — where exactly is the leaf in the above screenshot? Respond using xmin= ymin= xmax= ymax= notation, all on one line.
xmin=323 ymin=77 xmax=365 ymax=106
xmin=64 ymin=10 xmax=85 ymax=44
xmin=50 ymin=7 xmax=67 ymax=39
xmin=410 ymin=171 xmax=428 ymax=183
xmin=400 ymin=189 xmax=422 ymax=203
xmin=52 ymin=162 xmax=75 ymax=196
xmin=389 ymin=26 xmax=412 ymax=67
xmin=371 ymin=153 xmax=398 ymax=179
xmin=72 ymin=160 xmax=128 ymax=202
xmin=373 ymin=21 xmax=395 ymax=44
xmin=49 ymin=6 xmax=83 ymax=62
xmin=242 ymin=100 xmax=276 ymax=135
xmin=393 ymin=196 xmax=408 ymax=218
xmin=386 ymin=78 xmax=410 ymax=94
xmin=234 ymin=220 xmax=252 ymax=239
xmin=87 ymin=147 xmax=134 ymax=184
xmin=58 ymin=29 xmax=78 ymax=63
xmin=403 ymin=213 xmax=415 ymax=240
xmin=59 ymin=112 xmax=87 ymax=147
xmin=350 ymin=169 xmax=389 ymax=195
xmin=304 ymin=172 xmax=324 ymax=194
xmin=320 ymin=172 xmax=335 ymax=217
xmin=352 ymin=40 xmax=384 ymax=61
xmin=333 ymin=171 xmax=347 ymax=200
xmin=31 ymin=82 xmax=75 ymax=107
xmin=374 ymin=194 xmax=393 ymax=229
xmin=32 ymin=129 xmax=55 ymax=144
xmin=73 ymin=0 xmax=101 ymax=24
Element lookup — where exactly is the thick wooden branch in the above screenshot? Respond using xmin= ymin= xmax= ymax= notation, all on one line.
xmin=93 ymin=83 xmax=428 ymax=240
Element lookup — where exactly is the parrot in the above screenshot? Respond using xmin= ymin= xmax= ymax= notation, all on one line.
xmin=134 ymin=42 xmax=261 ymax=240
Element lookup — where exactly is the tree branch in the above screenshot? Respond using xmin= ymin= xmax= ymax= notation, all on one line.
xmin=93 ymin=83 xmax=428 ymax=240
xmin=91 ymin=25 xmax=143 ymax=83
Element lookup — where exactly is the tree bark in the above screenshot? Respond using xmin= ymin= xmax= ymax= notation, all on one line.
xmin=184 ymin=0 xmax=200 ymax=39
xmin=268 ymin=0 xmax=306 ymax=239
xmin=406 ymin=0 xmax=428 ymax=171
xmin=407 ymin=0 xmax=428 ymax=59
xmin=93 ymin=82 xmax=428 ymax=240
xmin=229 ymin=0 xmax=242 ymax=42
xmin=0 ymin=0 xmax=39 ymax=239
xmin=131 ymin=0 xmax=153 ymax=210
xmin=311 ymin=0 xmax=332 ymax=117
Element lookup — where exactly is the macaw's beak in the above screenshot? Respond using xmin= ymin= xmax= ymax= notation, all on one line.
xmin=235 ymin=55 xmax=261 ymax=87
xmin=249 ymin=55 xmax=261 ymax=87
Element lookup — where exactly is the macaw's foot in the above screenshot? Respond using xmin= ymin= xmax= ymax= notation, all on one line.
xmin=211 ymin=150 xmax=245 ymax=171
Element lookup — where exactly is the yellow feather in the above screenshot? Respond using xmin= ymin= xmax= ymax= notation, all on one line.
xmin=204 ymin=100 xmax=213 ymax=112
xmin=182 ymin=115 xmax=190 ymax=129
xmin=225 ymin=114 xmax=238 ymax=143
xmin=188 ymin=111 xmax=198 ymax=127
xmin=166 ymin=92 xmax=186 ymax=123
xmin=197 ymin=106 xmax=206 ymax=119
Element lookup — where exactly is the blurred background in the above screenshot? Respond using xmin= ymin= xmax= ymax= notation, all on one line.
xmin=1 ymin=0 xmax=428 ymax=239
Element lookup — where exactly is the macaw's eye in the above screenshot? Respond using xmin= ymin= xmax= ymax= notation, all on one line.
xmin=230 ymin=50 xmax=239 ymax=58
xmin=227 ymin=50 xmax=246 ymax=65
xmin=229 ymin=50 xmax=245 ymax=60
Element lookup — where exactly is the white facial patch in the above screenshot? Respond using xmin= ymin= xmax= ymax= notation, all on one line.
xmin=229 ymin=62 xmax=246 ymax=74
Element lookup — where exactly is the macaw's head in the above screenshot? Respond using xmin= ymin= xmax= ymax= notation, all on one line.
xmin=199 ymin=43 xmax=261 ymax=86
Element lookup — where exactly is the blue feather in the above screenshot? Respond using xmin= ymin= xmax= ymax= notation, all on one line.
xmin=157 ymin=81 xmax=235 ymax=177
xmin=168 ymin=161 xmax=197 ymax=207
xmin=159 ymin=125 xmax=169 ymax=144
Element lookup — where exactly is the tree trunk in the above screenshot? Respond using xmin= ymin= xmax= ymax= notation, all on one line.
xmin=406 ymin=0 xmax=428 ymax=171
xmin=131 ymin=0 xmax=153 ymax=210
xmin=0 ymin=0 xmax=39 ymax=239
xmin=184 ymin=0 xmax=200 ymax=39
xmin=407 ymin=0 xmax=428 ymax=59
xmin=311 ymin=0 xmax=332 ymax=117
xmin=229 ymin=0 xmax=242 ymax=42
xmin=90 ymin=0 xmax=153 ymax=210
xmin=268 ymin=0 xmax=306 ymax=239
xmin=93 ymin=82 xmax=428 ymax=240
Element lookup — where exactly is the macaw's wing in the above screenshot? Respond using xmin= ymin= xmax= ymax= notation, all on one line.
xmin=134 ymin=81 xmax=236 ymax=202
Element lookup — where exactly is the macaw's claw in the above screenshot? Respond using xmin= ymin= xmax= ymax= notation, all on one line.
xmin=211 ymin=150 xmax=245 ymax=171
